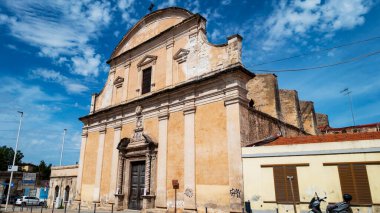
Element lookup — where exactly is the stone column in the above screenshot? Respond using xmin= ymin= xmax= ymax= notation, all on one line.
xmin=155 ymin=104 xmax=169 ymax=208
xmin=93 ymin=128 xmax=106 ymax=202
xmin=75 ymin=130 xmax=88 ymax=201
xmin=145 ymin=153 xmax=151 ymax=195
xmin=115 ymin=155 xmax=125 ymax=210
xmin=166 ymin=39 xmax=174 ymax=86
xmin=122 ymin=63 xmax=131 ymax=101
xmin=183 ymin=99 xmax=196 ymax=211
xmin=116 ymin=155 xmax=124 ymax=195
xmin=224 ymin=77 xmax=248 ymax=212
xmin=109 ymin=125 xmax=122 ymax=202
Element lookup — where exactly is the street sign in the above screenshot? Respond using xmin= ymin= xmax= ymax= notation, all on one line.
xmin=22 ymin=173 xmax=36 ymax=185
xmin=7 ymin=165 xmax=18 ymax=172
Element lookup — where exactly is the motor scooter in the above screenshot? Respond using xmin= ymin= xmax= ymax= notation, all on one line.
xmin=309 ymin=192 xmax=327 ymax=213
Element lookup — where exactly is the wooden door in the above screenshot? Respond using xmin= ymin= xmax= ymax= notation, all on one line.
xmin=128 ymin=161 xmax=145 ymax=210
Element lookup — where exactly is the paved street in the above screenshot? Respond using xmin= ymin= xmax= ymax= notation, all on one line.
xmin=0 ymin=205 xmax=140 ymax=213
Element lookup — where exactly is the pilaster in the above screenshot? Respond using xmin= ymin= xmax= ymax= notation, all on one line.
xmin=93 ymin=127 xmax=106 ymax=202
xmin=109 ymin=124 xmax=122 ymax=202
xmin=75 ymin=130 xmax=88 ymax=201
xmin=183 ymin=95 xmax=196 ymax=210
xmin=122 ymin=63 xmax=131 ymax=101
xmin=155 ymin=104 xmax=169 ymax=208
xmin=166 ymin=39 xmax=174 ymax=86
xmin=224 ymin=74 xmax=250 ymax=212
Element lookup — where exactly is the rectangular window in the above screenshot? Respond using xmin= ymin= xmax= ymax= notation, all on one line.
xmin=273 ymin=166 xmax=300 ymax=203
xmin=338 ymin=164 xmax=372 ymax=204
xmin=141 ymin=67 xmax=152 ymax=94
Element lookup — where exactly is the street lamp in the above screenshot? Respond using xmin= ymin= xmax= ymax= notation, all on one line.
xmin=287 ymin=176 xmax=297 ymax=213
xmin=59 ymin=129 xmax=67 ymax=166
xmin=56 ymin=129 xmax=67 ymax=208
xmin=5 ymin=111 xmax=23 ymax=211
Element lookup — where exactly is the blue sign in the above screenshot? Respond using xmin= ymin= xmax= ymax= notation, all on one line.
xmin=2 ymin=182 xmax=14 ymax=187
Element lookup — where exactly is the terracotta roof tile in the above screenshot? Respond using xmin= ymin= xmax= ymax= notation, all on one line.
xmin=265 ymin=132 xmax=380 ymax=146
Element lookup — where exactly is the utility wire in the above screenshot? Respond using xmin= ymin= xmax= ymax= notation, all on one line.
xmin=252 ymin=35 xmax=380 ymax=67
xmin=253 ymin=50 xmax=380 ymax=73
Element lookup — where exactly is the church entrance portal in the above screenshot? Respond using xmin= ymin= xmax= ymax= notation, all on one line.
xmin=128 ymin=161 xmax=145 ymax=210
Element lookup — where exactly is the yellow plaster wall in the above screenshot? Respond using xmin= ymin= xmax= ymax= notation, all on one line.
xmin=121 ymin=17 xmax=185 ymax=54
xmin=367 ymin=165 xmax=380 ymax=203
xmin=127 ymin=61 xmax=139 ymax=100
xmin=153 ymin=48 xmax=167 ymax=90
xmin=166 ymin=111 xmax=184 ymax=205
xmin=81 ymin=131 xmax=99 ymax=202
xmin=195 ymin=101 xmax=229 ymax=210
xmin=121 ymin=122 xmax=135 ymax=139
xmin=143 ymin=117 xmax=159 ymax=142
xmin=243 ymin=146 xmax=380 ymax=213
xmin=100 ymin=128 xmax=114 ymax=197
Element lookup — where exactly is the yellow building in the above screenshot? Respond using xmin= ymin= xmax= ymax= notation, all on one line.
xmin=75 ymin=7 xmax=327 ymax=212
xmin=242 ymin=132 xmax=380 ymax=213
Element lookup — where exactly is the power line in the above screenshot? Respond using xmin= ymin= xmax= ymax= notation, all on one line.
xmin=253 ymin=50 xmax=380 ymax=73
xmin=252 ymin=35 xmax=380 ymax=67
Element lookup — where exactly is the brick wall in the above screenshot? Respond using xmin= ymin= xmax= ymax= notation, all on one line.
xmin=243 ymin=108 xmax=306 ymax=147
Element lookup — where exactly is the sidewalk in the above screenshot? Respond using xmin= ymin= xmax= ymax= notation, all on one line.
xmin=0 ymin=205 xmax=127 ymax=213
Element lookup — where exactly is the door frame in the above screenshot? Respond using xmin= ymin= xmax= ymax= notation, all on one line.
xmin=128 ymin=160 xmax=146 ymax=210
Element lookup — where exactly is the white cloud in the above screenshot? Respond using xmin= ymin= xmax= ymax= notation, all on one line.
xmin=158 ymin=0 xmax=177 ymax=9
xmin=221 ymin=0 xmax=231 ymax=5
xmin=30 ymin=68 xmax=89 ymax=94
xmin=117 ymin=0 xmax=138 ymax=25
xmin=114 ymin=30 xmax=120 ymax=38
xmin=0 ymin=0 xmax=112 ymax=77
xmin=210 ymin=29 xmax=221 ymax=42
xmin=260 ymin=0 xmax=373 ymax=51
xmin=0 ymin=76 xmax=83 ymax=165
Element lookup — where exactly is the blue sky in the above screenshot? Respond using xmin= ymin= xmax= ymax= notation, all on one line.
xmin=0 ymin=0 xmax=379 ymax=166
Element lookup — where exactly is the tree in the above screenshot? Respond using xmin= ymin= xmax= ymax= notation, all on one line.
xmin=0 ymin=146 xmax=24 ymax=171
xmin=33 ymin=160 xmax=52 ymax=180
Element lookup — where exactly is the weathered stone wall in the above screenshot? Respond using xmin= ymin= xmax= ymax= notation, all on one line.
xmin=300 ymin=101 xmax=318 ymax=135
xmin=316 ymin=113 xmax=329 ymax=127
xmin=92 ymin=11 xmax=243 ymax=113
xmin=246 ymin=74 xmax=281 ymax=119
xmin=279 ymin=89 xmax=302 ymax=129
xmin=48 ymin=165 xmax=78 ymax=209
xmin=244 ymin=108 xmax=306 ymax=147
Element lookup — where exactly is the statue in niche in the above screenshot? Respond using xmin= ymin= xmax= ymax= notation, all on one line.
xmin=133 ymin=105 xmax=144 ymax=141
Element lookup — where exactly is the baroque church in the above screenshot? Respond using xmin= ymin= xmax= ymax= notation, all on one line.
xmin=74 ymin=7 xmax=324 ymax=212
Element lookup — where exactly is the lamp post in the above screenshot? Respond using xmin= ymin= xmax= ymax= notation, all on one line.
xmin=287 ymin=176 xmax=297 ymax=213
xmin=5 ymin=111 xmax=23 ymax=211
xmin=56 ymin=129 xmax=67 ymax=208
xmin=59 ymin=129 xmax=67 ymax=166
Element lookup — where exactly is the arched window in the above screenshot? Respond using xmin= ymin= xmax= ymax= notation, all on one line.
xmin=64 ymin=186 xmax=70 ymax=202
xmin=54 ymin=186 xmax=59 ymax=200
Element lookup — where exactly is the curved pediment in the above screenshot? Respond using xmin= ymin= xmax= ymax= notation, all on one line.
xmin=111 ymin=7 xmax=193 ymax=59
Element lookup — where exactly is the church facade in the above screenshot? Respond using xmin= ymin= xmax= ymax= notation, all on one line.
xmin=75 ymin=7 xmax=321 ymax=212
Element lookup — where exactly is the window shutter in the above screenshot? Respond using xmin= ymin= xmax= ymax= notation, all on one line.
xmin=353 ymin=164 xmax=372 ymax=204
xmin=338 ymin=164 xmax=356 ymax=202
xmin=338 ymin=164 xmax=372 ymax=205
xmin=273 ymin=166 xmax=287 ymax=202
xmin=141 ymin=67 xmax=152 ymax=94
